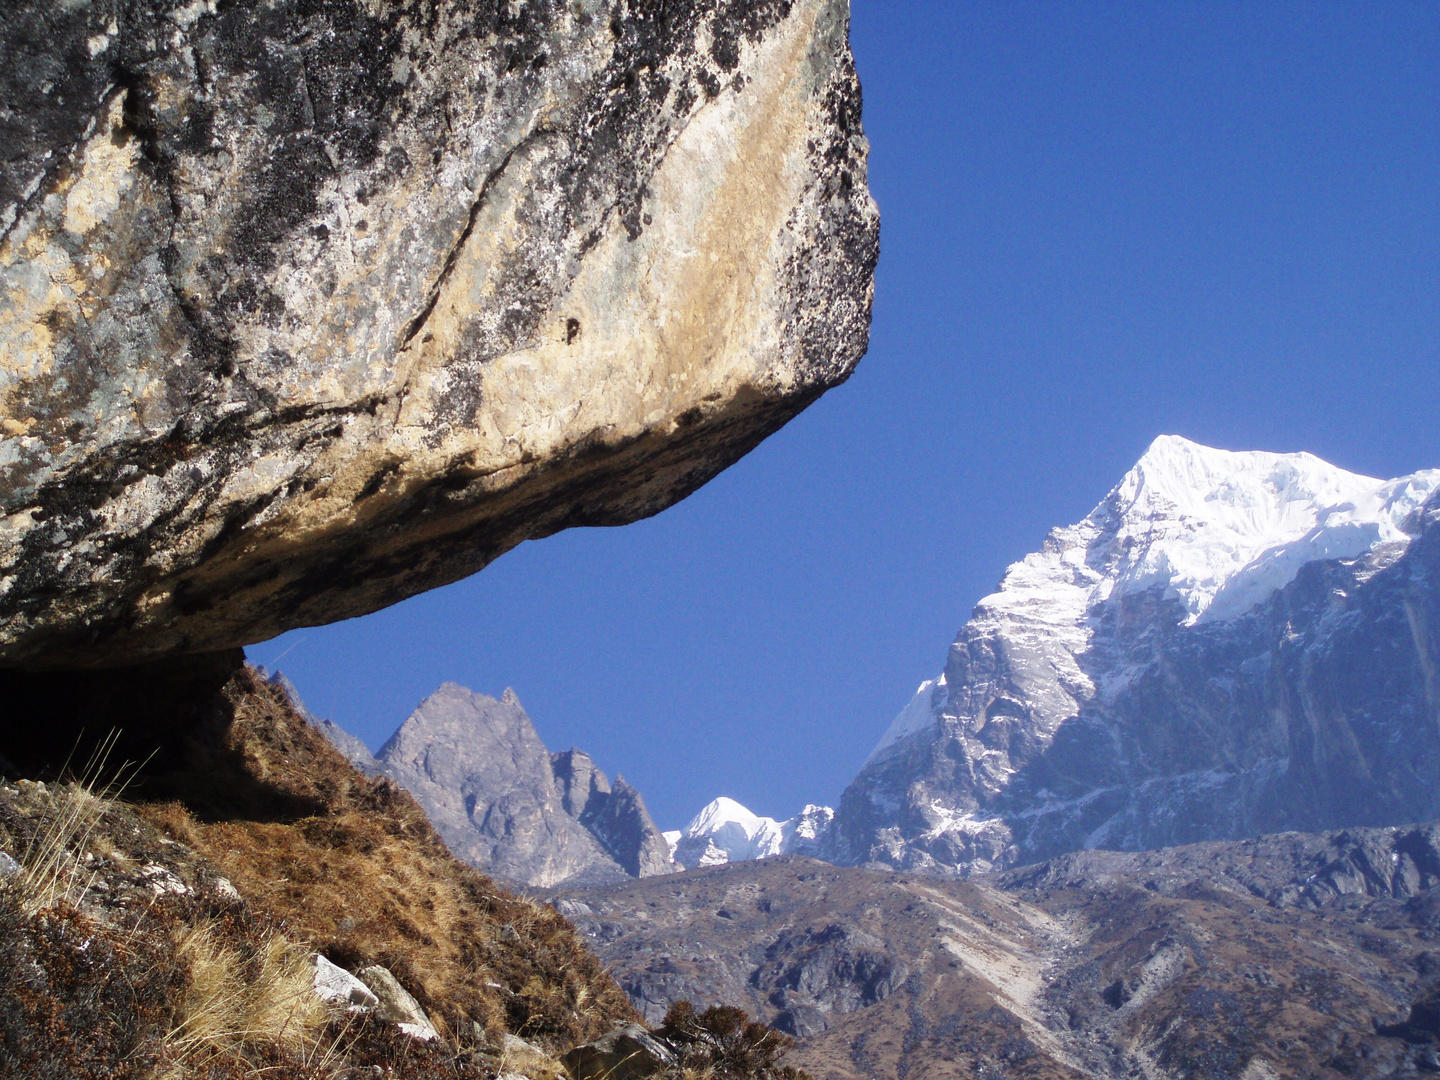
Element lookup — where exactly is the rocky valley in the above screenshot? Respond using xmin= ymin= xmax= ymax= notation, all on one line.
xmin=555 ymin=827 xmax=1440 ymax=1079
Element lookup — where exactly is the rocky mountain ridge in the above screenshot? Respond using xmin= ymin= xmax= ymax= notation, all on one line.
xmin=302 ymin=679 xmax=675 ymax=888
xmin=826 ymin=436 xmax=1440 ymax=876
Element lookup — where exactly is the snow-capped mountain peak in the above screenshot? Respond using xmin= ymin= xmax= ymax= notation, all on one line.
xmin=1092 ymin=435 xmax=1438 ymax=624
xmin=684 ymin=797 xmax=770 ymax=841
xmin=861 ymin=437 xmax=1438 ymax=769
xmin=841 ymin=437 xmax=1440 ymax=878
xmin=671 ymin=798 xmax=834 ymax=869
xmin=963 ymin=438 xmax=1439 ymax=671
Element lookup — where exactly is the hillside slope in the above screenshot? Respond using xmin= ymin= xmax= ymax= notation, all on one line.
xmin=0 ymin=658 xmax=642 ymax=1077
xmin=558 ymin=827 xmax=1440 ymax=1079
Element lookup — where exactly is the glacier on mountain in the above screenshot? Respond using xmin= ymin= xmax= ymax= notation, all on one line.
xmin=1089 ymin=435 xmax=1435 ymax=623
xmin=833 ymin=435 xmax=1440 ymax=877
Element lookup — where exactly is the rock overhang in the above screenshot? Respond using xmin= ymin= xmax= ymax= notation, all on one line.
xmin=0 ymin=0 xmax=878 ymax=669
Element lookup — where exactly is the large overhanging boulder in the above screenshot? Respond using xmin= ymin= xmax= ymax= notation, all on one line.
xmin=0 ymin=0 xmax=877 ymax=669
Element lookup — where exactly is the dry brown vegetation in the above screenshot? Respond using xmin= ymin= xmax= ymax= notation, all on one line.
xmin=0 ymin=773 xmax=361 ymax=1078
xmin=136 ymin=666 xmax=639 ymax=1051
xmin=160 ymin=921 xmax=330 ymax=1075
xmin=656 ymin=1002 xmax=814 ymax=1080
xmin=0 ymin=891 xmax=180 ymax=1079
xmin=0 ymin=662 xmax=640 ymax=1078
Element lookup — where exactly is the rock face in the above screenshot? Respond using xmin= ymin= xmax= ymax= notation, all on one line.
xmin=371 ymin=682 xmax=674 ymax=887
xmin=561 ymin=1023 xmax=677 ymax=1080
xmin=355 ymin=964 xmax=442 ymax=1042
xmin=830 ymin=437 xmax=1440 ymax=876
xmin=577 ymin=771 xmax=675 ymax=879
xmin=0 ymin=0 xmax=877 ymax=669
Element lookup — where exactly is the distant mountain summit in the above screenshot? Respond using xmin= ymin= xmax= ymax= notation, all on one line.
xmin=296 ymin=681 xmax=675 ymax=888
xmin=829 ymin=436 xmax=1440 ymax=876
xmin=286 ymin=438 xmax=1440 ymax=884
xmin=669 ymin=797 xmax=833 ymax=869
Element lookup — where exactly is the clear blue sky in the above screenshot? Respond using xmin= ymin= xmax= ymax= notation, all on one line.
xmin=250 ymin=1 xmax=1440 ymax=831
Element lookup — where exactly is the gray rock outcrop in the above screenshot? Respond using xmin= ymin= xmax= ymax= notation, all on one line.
xmin=581 ymin=775 xmax=676 ymax=879
xmin=374 ymin=682 xmax=674 ymax=887
xmin=561 ymin=1023 xmax=677 ymax=1080
xmin=0 ymin=0 xmax=877 ymax=669
xmin=551 ymin=748 xmax=675 ymax=874
xmin=311 ymin=955 xmax=379 ymax=1011
xmin=355 ymin=964 xmax=441 ymax=1042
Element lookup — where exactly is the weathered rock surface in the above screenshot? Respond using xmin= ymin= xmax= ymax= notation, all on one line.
xmin=0 ymin=0 xmax=877 ymax=669
xmin=373 ymin=681 xmax=674 ymax=887
xmin=312 ymin=955 xmax=380 ymax=1011
xmin=356 ymin=963 xmax=442 ymax=1041
xmin=561 ymin=1023 xmax=677 ymax=1080
xmin=569 ymin=768 xmax=675 ymax=879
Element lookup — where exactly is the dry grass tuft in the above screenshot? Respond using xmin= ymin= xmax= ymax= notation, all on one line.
xmin=503 ymin=1039 xmax=572 ymax=1080
xmin=657 ymin=1002 xmax=814 ymax=1080
xmin=160 ymin=922 xmax=329 ymax=1074
xmin=4 ymin=734 xmax=141 ymax=916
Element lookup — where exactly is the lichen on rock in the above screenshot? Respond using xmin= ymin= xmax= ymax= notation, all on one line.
xmin=0 ymin=0 xmax=878 ymax=668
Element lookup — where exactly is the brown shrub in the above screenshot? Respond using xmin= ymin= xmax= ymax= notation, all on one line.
xmin=0 ymin=896 xmax=181 ymax=1080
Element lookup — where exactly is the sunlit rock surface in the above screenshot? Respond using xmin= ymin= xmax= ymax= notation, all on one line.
xmin=369 ymin=682 xmax=675 ymax=888
xmin=0 ymin=0 xmax=877 ymax=668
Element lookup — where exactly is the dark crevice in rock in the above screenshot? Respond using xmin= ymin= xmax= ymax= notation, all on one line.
xmin=397 ymin=129 xmax=545 ymax=352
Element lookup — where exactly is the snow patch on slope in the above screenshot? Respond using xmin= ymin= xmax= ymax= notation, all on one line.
xmin=865 ymin=674 xmax=948 ymax=765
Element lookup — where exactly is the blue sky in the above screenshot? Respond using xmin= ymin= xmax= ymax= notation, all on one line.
xmin=251 ymin=1 xmax=1440 ymax=831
